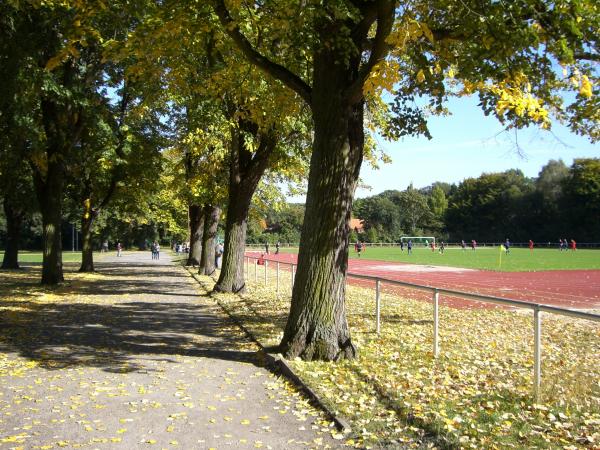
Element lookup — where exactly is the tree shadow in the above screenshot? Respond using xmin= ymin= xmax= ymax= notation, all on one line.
xmin=0 ymin=261 xmax=264 ymax=373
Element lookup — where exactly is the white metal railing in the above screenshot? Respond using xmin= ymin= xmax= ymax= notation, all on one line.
xmin=244 ymin=254 xmax=600 ymax=401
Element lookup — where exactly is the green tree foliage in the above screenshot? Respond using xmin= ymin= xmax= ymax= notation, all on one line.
xmin=445 ymin=170 xmax=536 ymax=241
xmin=562 ymin=158 xmax=600 ymax=241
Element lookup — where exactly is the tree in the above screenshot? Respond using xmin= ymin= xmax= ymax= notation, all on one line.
xmin=214 ymin=0 xmax=598 ymax=360
xmin=446 ymin=170 xmax=534 ymax=241
xmin=562 ymin=158 xmax=600 ymax=241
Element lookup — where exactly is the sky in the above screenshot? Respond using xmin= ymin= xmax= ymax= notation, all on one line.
xmin=287 ymin=96 xmax=598 ymax=202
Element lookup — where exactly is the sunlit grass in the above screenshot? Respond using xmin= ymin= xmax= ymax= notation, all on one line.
xmin=200 ymin=264 xmax=600 ymax=449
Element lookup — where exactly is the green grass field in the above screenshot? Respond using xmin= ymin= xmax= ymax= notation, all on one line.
xmin=281 ymin=246 xmax=600 ymax=271
xmin=3 ymin=247 xmax=599 ymax=271
xmin=0 ymin=251 xmax=84 ymax=263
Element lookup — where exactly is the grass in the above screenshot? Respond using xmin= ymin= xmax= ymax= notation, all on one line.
xmin=0 ymin=250 xmax=84 ymax=263
xmin=278 ymin=246 xmax=600 ymax=272
xmin=198 ymin=264 xmax=600 ymax=449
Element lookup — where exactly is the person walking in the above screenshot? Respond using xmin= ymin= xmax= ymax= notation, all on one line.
xmin=116 ymin=242 xmax=122 ymax=257
xmin=529 ymin=239 xmax=534 ymax=253
xmin=215 ymin=242 xmax=224 ymax=268
xmin=439 ymin=241 xmax=445 ymax=254
xmin=275 ymin=241 xmax=280 ymax=254
xmin=504 ymin=238 xmax=511 ymax=254
xmin=407 ymin=239 xmax=413 ymax=255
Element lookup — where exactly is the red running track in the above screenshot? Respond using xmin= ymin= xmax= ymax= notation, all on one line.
xmin=246 ymin=252 xmax=600 ymax=310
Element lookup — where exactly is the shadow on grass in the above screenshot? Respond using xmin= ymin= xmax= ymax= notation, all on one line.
xmin=0 ymin=262 xmax=263 ymax=373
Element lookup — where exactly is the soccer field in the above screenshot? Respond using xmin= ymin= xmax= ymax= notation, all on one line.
xmin=354 ymin=246 xmax=600 ymax=271
xmin=280 ymin=246 xmax=600 ymax=271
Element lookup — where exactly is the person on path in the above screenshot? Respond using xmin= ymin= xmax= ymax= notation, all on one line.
xmin=529 ymin=239 xmax=534 ymax=253
xmin=155 ymin=242 xmax=160 ymax=260
xmin=407 ymin=239 xmax=413 ymax=255
xmin=504 ymin=238 xmax=511 ymax=254
xmin=215 ymin=242 xmax=224 ymax=268
xmin=151 ymin=242 xmax=156 ymax=260
xmin=102 ymin=241 xmax=108 ymax=253
xmin=116 ymin=242 xmax=122 ymax=257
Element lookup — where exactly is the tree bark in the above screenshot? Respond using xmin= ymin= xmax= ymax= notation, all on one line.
xmin=213 ymin=183 xmax=252 ymax=292
xmin=279 ymin=50 xmax=364 ymax=361
xmin=199 ymin=205 xmax=220 ymax=275
xmin=214 ymin=123 xmax=274 ymax=293
xmin=35 ymin=156 xmax=65 ymax=285
xmin=1 ymin=196 xmax=23 ymax=270
xmin=79 ymin=198 xmax=96 ymax=272
xmin=186 ymin=203 xmax=204 ymax=266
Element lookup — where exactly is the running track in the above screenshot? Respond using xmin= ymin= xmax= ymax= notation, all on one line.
xmin=246 ymin=252 xmax=600 ymax=311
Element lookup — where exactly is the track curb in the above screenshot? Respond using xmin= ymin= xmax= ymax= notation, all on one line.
xmin=183 ymin=266 xmax=352 ymax=433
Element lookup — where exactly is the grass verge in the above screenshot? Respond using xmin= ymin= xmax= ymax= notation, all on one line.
xmin=203 ymin=265 xmax=600 ymax=449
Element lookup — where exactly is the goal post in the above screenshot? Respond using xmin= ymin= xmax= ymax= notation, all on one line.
xmin=400 ymin=236 xmax=436 ymax=247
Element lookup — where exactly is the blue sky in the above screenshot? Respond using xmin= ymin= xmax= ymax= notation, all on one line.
xmin=354 ymin=96 xmax=599 ymax=198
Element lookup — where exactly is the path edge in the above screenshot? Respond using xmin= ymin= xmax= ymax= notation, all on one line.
xmin=182 ymin=265 xmax=352 ymax=433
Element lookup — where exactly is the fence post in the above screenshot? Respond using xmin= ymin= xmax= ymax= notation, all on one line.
xmin=264 ymin=260 xmax=268 ymax=285
xmin=246 ymin=257 xmax=249 ymax=279
xmin=376 ymin=279 xmax=381 ymax=334
xmin=276 ymin=262 xmax=280 ymax=295
xmin=433 ymin=289 xmax=439 ymax=358
xmin=254 ymin=260 xmax=258 ymax=283
xmin=534 ymin=307 xmax=542 ymax=401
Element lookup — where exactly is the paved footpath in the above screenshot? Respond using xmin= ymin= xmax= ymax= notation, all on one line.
xmin=0 ymin=252 xmax=340 ymax=449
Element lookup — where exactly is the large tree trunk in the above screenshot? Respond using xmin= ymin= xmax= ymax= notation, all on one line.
xmin=199 ymin=205 xmax=221 ymax=276
xmin=36 ymin=157 xmax=65 ymax=285
xmin=186 ymin=203 xmax=204 ymax=266
xmin=279 ymin=52 xmax=364 ymax=361
xmin=214 ymin=187 xmax=251 ymax=292
xmin=79 ymin=199 xmax=95 ymax=272
xmin=1 ymin=196 xmax=23 ymax=270
xmin=214 ymin=123 xmax=273 ymax=293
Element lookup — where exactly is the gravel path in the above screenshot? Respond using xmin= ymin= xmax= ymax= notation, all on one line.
xmin=0 ymin=251 xmax=340 ymax=449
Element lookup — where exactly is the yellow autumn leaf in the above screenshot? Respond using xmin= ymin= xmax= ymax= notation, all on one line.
xmin=416 ymin=69 xmax=426 ymax=83
xmin=580 ymin=75 xmax=593 ymax=98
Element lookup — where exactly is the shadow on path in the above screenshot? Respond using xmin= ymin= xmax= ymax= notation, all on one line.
xmin=0 ymin=259 xmax=262 ymax=373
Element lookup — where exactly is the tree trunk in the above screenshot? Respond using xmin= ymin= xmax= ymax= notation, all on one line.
xmin=199 ymin=205 xmax=221 ymax=276
xmin=213 ymin=188 xmax=251 ymax=292
xmin=79 ymin=199 xmax=95 ymax=272
xmin=186 ymin=203 xmax=204 ymax=266
xmin=36 ymin=157 xmax=65 ymax=285
xmin=1 ymin=196 xmax=23 ymax=270
xmin=214 ymin=122 xmax=274 ymax=293
xmin=279 ymin=52 xmax=363 ymax=361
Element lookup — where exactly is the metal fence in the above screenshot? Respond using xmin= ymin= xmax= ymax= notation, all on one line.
xmin=243 ymin=255 xmax=600 ymax=401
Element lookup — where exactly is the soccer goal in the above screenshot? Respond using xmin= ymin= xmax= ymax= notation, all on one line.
xmin=400 ymin=236 xmax=436 ymax=247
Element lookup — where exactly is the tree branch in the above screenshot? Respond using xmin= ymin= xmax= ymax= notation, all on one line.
xmin=345 ymin=0 xmax=396 ymax=104
xmin=212 ymin=0 xmax=312 ymax=106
